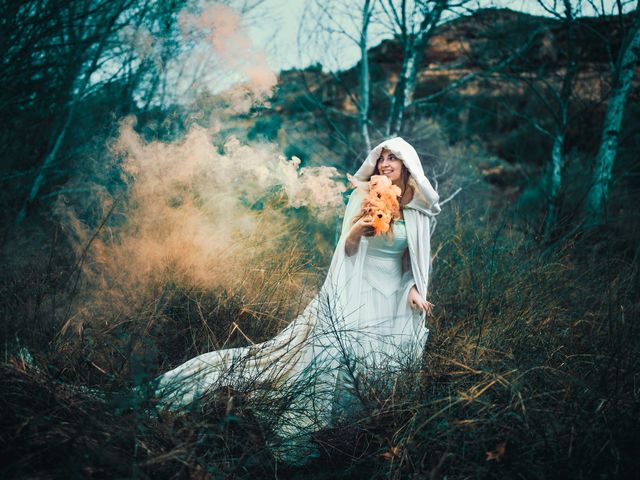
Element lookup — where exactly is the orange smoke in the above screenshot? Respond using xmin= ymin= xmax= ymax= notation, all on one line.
xmin=55 ymin=119 xmax=345 ymax=334
xmin=179 ymin=3 xmax=277 ymax=104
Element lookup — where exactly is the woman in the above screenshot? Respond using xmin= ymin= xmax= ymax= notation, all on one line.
xmin=148 ymin=136 xmax=441 ymax=452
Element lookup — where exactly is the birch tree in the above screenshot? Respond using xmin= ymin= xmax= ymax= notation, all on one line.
xmin=302 ymin=0 xmax=537 ymax=150
xmin=540 ymin=1 xmax=581 ymax=236
xmin=381 ymin=0 xmax=450 ymax=136
xmin=585 ymin=2 xmax=640 ymax=224
xmin=482 ymin=0 xmax=637 ymax=236
xmin=508 ymin=0 xmax=583 ymax=236
xmin=299 ymin=0 xmax=380 ymax=159
xmin=359 ymin=0 xmax=376 ymax=152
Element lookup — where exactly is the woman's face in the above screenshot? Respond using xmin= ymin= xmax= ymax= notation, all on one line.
xmin=376 ymin=149 xmax=404 ymax=184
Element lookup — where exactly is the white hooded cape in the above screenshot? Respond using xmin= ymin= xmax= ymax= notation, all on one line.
xmin=347 ymin=136 xmax=441 ymax=321
xmin=149 ymin=136 xmax=441 ymax=454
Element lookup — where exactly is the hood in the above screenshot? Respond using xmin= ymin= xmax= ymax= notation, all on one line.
xmin=350 ymin=137 xmax=441 ymax=216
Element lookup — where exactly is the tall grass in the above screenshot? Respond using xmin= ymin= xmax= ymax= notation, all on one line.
xmin=1 ymin=188 xmax=638 ymax=478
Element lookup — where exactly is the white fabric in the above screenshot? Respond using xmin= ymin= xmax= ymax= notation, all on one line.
xmin=352 ymin=136 xmax=441 ymax=216
xmin=149 ymin=136 xmax=441 ymax=455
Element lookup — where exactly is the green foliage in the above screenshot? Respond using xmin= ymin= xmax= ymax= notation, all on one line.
xmin=247 ymin=115 xmax=282 ymax=142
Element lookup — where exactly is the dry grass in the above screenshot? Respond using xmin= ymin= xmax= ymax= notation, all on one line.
xmin=1 ymin=203 xmax=639 ymax=479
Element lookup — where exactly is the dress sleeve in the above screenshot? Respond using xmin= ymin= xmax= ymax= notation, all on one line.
xmin=337 ymin=188 xmax=366 ymax=243
xmin=321 ymin=187 xmax=369 ymax=331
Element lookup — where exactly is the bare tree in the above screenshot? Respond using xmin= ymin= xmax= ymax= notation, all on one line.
xmin=585 ymin=1 xmax=640 ymax=224
xmin=301 ymin=0 xmax=546 ymax=155
xmin=505 ymin=0 xmax=583 ymax=237
xmin=360 ymin=0 xmax=377 ymax=152
xmin=14 ymin=0 xmax=136 ymax=225
xmin=298 ymin=0 xmax=382 ymax=160
xmin=540 ymin=0 xmax=581 ymax=236
xmin=8 ymin=0 xmax=268 ymax=224
xmin=475 ymin=1 xmax=639 ymax=236
xmin=380 ymin=0 xmax=450 ymax=136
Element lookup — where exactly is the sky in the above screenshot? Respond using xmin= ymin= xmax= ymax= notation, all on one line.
xmin=245 ymin=0 xmax=633 ymax=74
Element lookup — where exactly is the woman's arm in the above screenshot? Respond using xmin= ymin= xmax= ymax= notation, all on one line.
xmin=403 ymin=247 xmax=434 ymax=316
xmin=338 ymin=188 xmax=368 ymax=257
xmin=344 ymin=229 xmax=360 ymax=256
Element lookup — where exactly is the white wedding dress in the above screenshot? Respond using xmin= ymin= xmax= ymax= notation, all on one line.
xmin=340 ymin=218 xmax=426 ymax=366
xmin=151 ymin=199 xmax=426 ymax=424
xmin=149 ymin=137 xmax=440 ymax=458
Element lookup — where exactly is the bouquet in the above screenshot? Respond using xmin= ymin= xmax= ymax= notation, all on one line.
xmin=356 ymin=175 xmax=402 ymax=235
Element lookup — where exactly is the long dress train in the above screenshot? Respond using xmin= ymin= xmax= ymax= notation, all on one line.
xmin=147 ymin=187 xmax=432 ymax=459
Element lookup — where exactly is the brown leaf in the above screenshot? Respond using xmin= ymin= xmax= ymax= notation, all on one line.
xmin=486 ymin=442 xmax=507 ymax=463
xmin=381 ymin=445 xmax=402 ymax=461
xmin=481 ymin=165 xmax=504 ymax=176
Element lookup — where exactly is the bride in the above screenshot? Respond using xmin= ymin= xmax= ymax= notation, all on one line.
xmin=146 ymin=136 xmax=441 ymax=453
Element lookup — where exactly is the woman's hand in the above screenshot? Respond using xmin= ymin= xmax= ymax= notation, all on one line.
xmin=345 ymin=217 xmax=375 ymax=256
xmin=352 ymin=217 xmax=376 ymax=237
xmin=408 ymin=286 xmax=434 ymax=316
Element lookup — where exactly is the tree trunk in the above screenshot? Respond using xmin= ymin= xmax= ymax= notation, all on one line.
xmin=543 ymin=0 xmax=578 ymax=237
xmin=386 ymin=51 xmax=413 ymax=137
xmin=387 ymin=39 xmax=429 ymax=137
xmin=545 ymin=131 xmax=565 ymax=236
xmin=359 ymin=0 xmax=373 ymax=153
xmin=585 ymin=9 xmax=640 ymax=224
xmin=385 ymin=2 xmax=445 ymax=137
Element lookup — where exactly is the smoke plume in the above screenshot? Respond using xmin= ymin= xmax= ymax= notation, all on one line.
xmin=54 ymin=119 xmax=345 ymax=336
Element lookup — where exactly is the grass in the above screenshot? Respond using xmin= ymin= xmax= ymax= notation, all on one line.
xmin=0 ymin=203 xmax=638 ymax=479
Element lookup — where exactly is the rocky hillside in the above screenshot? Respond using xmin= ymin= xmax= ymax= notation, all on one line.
xmin=259 ymin=8 xmax=639 ymax=171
